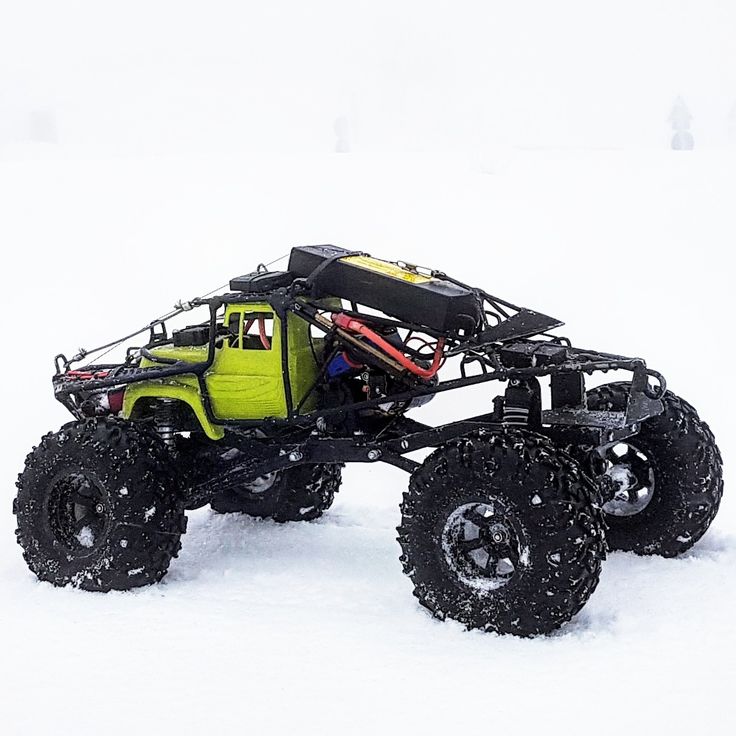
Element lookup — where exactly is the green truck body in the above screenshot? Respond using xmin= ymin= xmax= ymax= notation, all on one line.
xmin=122 ymin=302 xmax=320 ymax=439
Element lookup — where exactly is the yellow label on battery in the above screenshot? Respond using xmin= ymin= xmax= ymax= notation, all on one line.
xmin=344 ymin=255 xmax=433 ymax=284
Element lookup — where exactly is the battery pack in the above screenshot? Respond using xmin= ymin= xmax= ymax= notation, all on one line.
xmin=288 ymin=245 xmax=482 ymax=334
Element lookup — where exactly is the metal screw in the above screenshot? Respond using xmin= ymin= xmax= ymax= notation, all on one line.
xmin=95 ymin=503 xmax=105 ymax=514
xmin=489 ymin=523 xmax=509 ymax=544
xmin=367 ymin=449 xmax=382 ymax=461
xmin=288 ymin=451 xmax=303 ymax=462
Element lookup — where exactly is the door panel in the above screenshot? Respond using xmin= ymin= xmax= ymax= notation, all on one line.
xmin=205 ymin=308 xmax=287 ymax=419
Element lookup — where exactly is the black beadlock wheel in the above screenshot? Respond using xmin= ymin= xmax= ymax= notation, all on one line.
xmin=14 ymin=418 xmax=187 ymax=591
xmin=586 ymin=382 xmax=723 ymax=557
xmin=210 ymin=464 xmax=342 ymax=522
xmin=397 ymin=430 xmax=606 ymax=637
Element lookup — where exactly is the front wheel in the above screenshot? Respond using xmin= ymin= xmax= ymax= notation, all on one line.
xmin=586 ymin=382 xmax=723 ymax=556
xmin=14 ymin=418 xmax=186 ymax=591
xmin=397 ymin=431 xmax=606 ymax=637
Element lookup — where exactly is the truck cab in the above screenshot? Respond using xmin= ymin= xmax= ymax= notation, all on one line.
xmin=122 ymin=301 xmax=320 ymax=437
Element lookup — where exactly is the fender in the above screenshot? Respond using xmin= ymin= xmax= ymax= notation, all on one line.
xmin=122 ymin=380 xmax=225 ymax=440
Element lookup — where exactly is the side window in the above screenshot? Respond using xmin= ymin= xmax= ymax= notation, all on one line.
xmin=226 ymin=313 xmax=241 ymax=348
xmin=242 ymin=312 xmax=273 ymax=350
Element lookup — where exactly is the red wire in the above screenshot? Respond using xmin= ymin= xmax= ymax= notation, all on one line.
xmin=331 ymin=313 xmax=444 ymax=379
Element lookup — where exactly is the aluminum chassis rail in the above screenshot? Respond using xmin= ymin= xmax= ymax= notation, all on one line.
xmin=52 ymin=286 xmax=666 ymax=506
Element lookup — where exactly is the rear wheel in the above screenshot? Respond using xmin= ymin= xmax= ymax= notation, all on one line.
xmin=398 ymin=431 xmax=606 ymax=636
xmin=14 ymin=418 xmax=186 ymax=591
xmin=211 ymin=464 xmax=342 ymax=522
xmin=586 ymin=382 xmax=723 ymax=556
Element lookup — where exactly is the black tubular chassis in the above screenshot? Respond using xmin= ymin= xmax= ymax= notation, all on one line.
xmin=52 ymin=269 xmax=667 ymax=508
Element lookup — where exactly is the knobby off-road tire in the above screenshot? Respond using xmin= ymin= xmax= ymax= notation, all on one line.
xmin=587 ymin=382 xmax=723 ymax=556
xmin=210 ymin=464 xmax=342 ymax=522
xmin=398 ymin=431 xmax=606 ymax=637
xmin=14 ymin=418 xmax=186 ymax=591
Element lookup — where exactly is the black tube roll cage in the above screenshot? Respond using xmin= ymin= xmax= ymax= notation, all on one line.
xmin=52 ymin=275 xmax=667 ymax=490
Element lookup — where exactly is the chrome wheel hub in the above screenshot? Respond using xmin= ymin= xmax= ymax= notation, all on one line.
xmin=441 ymin=500 xmax=527 ymax=592
xmin=601 ymin=442 xmax=656 ymax=517
xmin=244 ymin=472 xmax=278 ymax=495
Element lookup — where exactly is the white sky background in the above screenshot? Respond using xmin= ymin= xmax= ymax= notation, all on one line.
xmin=2 ymin=1 xmax=736 ymax=152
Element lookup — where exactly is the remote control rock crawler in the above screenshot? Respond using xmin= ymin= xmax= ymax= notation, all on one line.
xmin=15 ymin=246 xmax=723 ymax=636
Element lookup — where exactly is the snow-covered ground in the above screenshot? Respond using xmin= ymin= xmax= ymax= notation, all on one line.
xmin=0 ymin=145 xmax=733 ymax=735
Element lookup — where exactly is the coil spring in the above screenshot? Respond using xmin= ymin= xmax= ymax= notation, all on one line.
xmin=503 ymin=404 xmax=530 ymax=426
xmin=154 ymin=399 xmax=177 ymax=449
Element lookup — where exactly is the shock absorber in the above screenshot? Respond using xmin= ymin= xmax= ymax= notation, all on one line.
xmin=502 ymin=379 xmax=540 ymax=428
xmin=154 ymin=399 xmax=177 ymax=450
